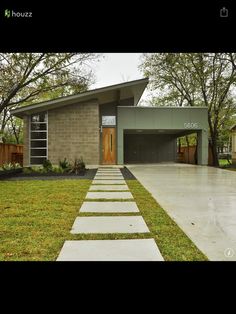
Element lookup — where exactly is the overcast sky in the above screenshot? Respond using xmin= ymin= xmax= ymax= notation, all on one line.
xmin=91 ymin=53 xmax=151 ymax=103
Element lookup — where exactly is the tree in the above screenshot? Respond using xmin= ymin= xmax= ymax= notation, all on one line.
xmin=139 ymin=53 xmax=236 ymax=166
xmin=3 ymin=116 xmax=23 ymax=144
xmin=0 ymin=53 xmax=101 ymax=134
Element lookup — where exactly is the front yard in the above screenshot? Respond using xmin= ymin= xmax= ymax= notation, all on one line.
xmin=0 ymin=178 xmax=207 ymax=261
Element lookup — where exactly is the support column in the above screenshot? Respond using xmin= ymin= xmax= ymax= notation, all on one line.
xmin=197 ymin=129 xmax=208 ymax=165
xmin=232 ymin=130 xmax=236 ymax=165
xmin=117 ymin=128 xmax=124 ymax=164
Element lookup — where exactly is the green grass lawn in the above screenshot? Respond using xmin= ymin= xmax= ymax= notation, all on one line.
xmin=219 ymin=159 xmax=236 ymax=171
xmin=0 ymin=180 xmax=91 ymax=261
xmin=219 ymin=159 xmax=232 ymax=167
xmin=0 ymin=178 xmax=207 ymax=261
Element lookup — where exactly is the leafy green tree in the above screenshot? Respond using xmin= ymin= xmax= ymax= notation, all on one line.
xmin=140 ymin=53 xmax=236 ymax=166
xmin=0 ymin=53 xmax=101 ymax=136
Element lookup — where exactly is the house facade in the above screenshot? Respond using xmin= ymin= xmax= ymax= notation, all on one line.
xmin=11 ymin=78 xmax=209 ymax=167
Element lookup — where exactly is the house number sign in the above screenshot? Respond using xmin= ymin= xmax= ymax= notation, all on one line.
xmin=184 ymin=122 xmax=199 ymax=129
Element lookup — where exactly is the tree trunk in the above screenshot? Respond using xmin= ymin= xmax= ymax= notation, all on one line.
xmin=210 ymin=135 xmax=219 ymax=167
xmin=0 ymin=124 xmax=6 ymax=143
xmin=11 ymin=122 xmax=20 ymax=144
xmin=178 ymin=138 xmax=181 ymax=153
xmin=208 ymin=113 xmax=219 ymax=167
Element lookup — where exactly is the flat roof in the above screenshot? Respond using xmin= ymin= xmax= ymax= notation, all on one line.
xmin=118 ymin=106 xmax=208 ymax=109
xmin=11 ymin=78 xmax=149 ymax=118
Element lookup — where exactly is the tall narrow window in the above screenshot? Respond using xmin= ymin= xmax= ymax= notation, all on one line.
xmin=30 ymin=112 xmax=48 ymax=165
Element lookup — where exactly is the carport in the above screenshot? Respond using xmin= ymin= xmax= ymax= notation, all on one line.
xmin=117 ymin=106 xmax=208 ymax=165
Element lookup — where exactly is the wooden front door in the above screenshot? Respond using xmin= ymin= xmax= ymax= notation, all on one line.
xmin=102 ymin=128 xmax=116 ymax=164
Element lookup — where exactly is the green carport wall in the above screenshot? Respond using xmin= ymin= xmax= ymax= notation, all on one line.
xmin=117 ymin=106 xmax=208 ymax=165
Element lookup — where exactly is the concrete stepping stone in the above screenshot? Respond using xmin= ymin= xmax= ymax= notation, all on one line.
xmin=95 ymin=173 xmax=123 ymax=175
xmin=96 ymin=172 xmax=121 ymax=174
xmin=86 ymin=191 xmax=133 ymax=199
xmin=89 ymin=185 xmax=129 ymax=191
xmin=94 ymin=176 xmax=125 ymax=180
xmin=97 ymin=168 xmax=121 ymax=171
xmin=57 ymin=239 xmax=164 ymax=261
xmin=97 ymin=169 xmax=121 ymax=171
xmin=80 ymin=201 xmax=139 ymax=213
xmin=70 ymin=216 xmax=149 ymax=234
xmin=97 ymin=169 xmax=120 ymax=171
xmin=96 ymin=172 xmax=123 ymax=174
xmin=99 ymin=166 xmax=122 ymax=168
xmin=92 ymin=180 xmax=126 ymax=185
xmin=96 ymin=173 xmax=122 ymax=176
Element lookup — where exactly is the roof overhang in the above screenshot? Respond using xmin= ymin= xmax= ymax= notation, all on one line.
xmin=11 ymin=78 xmax=149 ymax=118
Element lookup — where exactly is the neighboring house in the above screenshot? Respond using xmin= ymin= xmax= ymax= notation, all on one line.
xmin=11 ymin=78 xmax=208 ymax=166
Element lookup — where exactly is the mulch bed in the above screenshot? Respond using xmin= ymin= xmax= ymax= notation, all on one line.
xmin=1 ymin=167 xmax=136 ymax=181
xmin=120 ymin=167 xmax=136 ymax=180
xmin=0 ymin=168 xmax=97 ymax=181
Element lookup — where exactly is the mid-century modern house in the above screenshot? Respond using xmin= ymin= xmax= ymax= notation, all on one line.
xmin=11 ymin=78 xmax=209 ymax=166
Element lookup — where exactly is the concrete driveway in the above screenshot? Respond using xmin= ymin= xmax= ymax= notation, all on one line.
xmin=126 ymin=163 xmax=236 ymax=261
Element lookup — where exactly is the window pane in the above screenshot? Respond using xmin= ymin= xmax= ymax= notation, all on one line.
xmin=30 ymin=157 xmax=47 ymax=165
xmin=31 ymin=123 xmax=47 ymax=131
xmin=31 ymin=112 xmax=47 ymax=122
xmin=31 ymin=140 xmax=47 ymax=148
xmin=31 ymin=132 xmax=47 ymax=139
xmin=30 ymin=149 xmax=47 ymax=157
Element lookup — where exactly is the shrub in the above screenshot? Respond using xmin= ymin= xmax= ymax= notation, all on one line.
xmin=78 ymin=156 xmax=85 ymax=170
xmin=69 ymin=157 xmax=86 ymax=175
xmin=23 ymin=167 xmax=45 ymax=174
xmin=42 ymin=159 xmax=53 ymax=172
xmin=52 ymin=166 xmax=64 ymax=174
xmin=31 ymin=166 xmax=41 ymax=173
xmin=2 ymin=162 xmax=22 ymax=171
xmin=30 ymin=166 xmax=47 ymax=173
xmin=59 ymin=158 xmax=71 ymax=172
xmin=23 ymin=167 xmax=32 ymax=174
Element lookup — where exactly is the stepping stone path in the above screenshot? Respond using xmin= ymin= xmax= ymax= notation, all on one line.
xmin=57 ymin=166 xmax=164 ymax=261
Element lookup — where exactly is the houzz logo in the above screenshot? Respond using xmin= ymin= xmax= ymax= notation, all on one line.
xmin=5 ymin=9 xmax=10 ymax=18
xmin=4 ymin=9 xmax=33 ymax=18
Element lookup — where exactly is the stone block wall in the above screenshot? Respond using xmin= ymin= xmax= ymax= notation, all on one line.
xmin=48 ymin=101 xmax=100 ymax=165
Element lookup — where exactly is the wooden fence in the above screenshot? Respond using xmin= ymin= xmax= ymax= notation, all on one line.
xmin=0 ymin=143 xmax=24 ymax=166
xmin=179 ymin=145 xmax=213 ymax=165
